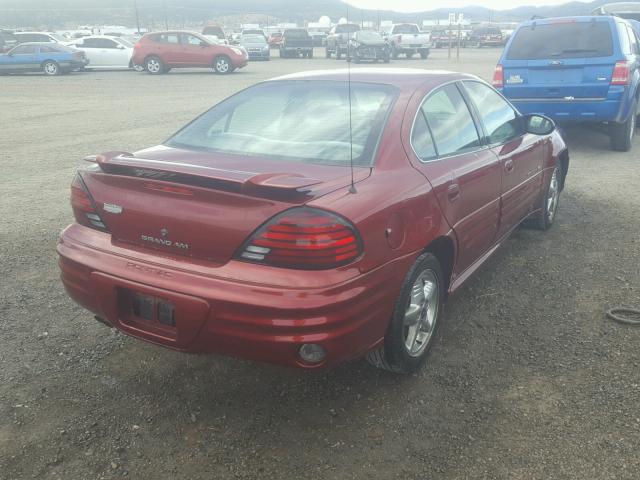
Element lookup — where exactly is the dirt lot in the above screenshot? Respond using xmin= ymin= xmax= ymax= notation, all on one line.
xmin=1 ymin=47 xmax=639 ymax=480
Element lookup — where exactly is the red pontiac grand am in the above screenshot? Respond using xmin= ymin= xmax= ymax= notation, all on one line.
xmin=58 ymin=69 xmax=569 ymax=373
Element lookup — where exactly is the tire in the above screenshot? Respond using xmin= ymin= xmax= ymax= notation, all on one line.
xmin=366 ymin=253 xmax=444 ymax=374
xmin=145 ymin=56 xmax=163 ymax=75
xmin=213 ymin=55 xmax=232 ymax=74
xmin=610 ymin=99 xmax=636 ymax=152
xmin=325 ymin=47 xmax=331 ymax=58
xmin=308 ymin=50 xmax=313 ymax=58
xmin=391 ymin=45 xmax=399 ymax=59
xmin=419 ymin=49 xmax=429 ymax=59
xmin=336 ymin=48 xmax=342 ymax=60
xmin=42 ymin=60 xmax=59 ymax=76
xmin=383 ymin=55 xmax=390 ymax=63
xmin=528 ymin=159 xmax=562 ymax=231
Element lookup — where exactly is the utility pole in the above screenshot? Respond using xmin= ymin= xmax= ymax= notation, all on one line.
xmin=134 ymin=0 xmax=141 ymax=34
xmin=163 ymin=0 xmax=168 ymax=30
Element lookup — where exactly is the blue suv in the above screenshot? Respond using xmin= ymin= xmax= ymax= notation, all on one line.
xmin=494 ymin=16 xmax=640 ymax=151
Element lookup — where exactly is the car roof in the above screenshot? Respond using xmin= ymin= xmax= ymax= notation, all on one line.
xmin=14 ymin=31 xmax=56 ymax=35
xmin=10 ymin=41 xmax=57 ymax=45
xmin=271 ymin=68 xmax=477 ymax=88
xmin=517 ymin=15 xmax=619 ymax=28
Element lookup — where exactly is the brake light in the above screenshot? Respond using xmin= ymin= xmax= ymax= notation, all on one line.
xmin=611 ymin=61 xmax=630 ymax=85
xmin=236 ymin=208 xmax=362 ymax=270
xmin=70 ymin=174 xmax=108 ymax=231
xmin=492 ymin=64 xmax=504 ymax=88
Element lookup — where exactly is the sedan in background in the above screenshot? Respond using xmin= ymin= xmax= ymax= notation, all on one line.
xmin=58 ymin=69 xmax=568 ymax=373
xmin=240 ymin=33 xmax=270 ymax=61
xmin=132 ymin=31 xmax=248 ymax=74
xmin=66 ymin=35 xmax=135 ymax=70
xmin=347 ymin=31 xmax=390 ymax=63
xmin=13 ymin=31 xmax=68 ymax=45
xmin=0 ymin=42 xmax=87 ymax=75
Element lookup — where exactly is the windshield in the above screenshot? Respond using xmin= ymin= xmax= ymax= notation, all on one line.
xmin=394 ymin=24 xmax=419 ymax=34
xmin=167 ymin=81 xmax=398 ymax=167
xmin=49 ymin=33 xmax=66 ymax=42
xmin=242 ymin=35 xmax=265 ymax=43
xmin=117 ymin=38 xmax=133 ymax=48
xmin=355 ymin=31 xmax=384 ymax=42
xmin=508 ymin=22 xmax=613 ymax=59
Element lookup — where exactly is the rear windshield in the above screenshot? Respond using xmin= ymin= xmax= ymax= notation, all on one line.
xmin=284 ymin=29 xmax=309 ymax=38
xmin=394 ymin=24 xmax=419 ymax=34
xmin=507 ymin=22 xmax=613 ymax=59
xmin=167 ymin=81 xmax=398 ymax=167
xmin=355 ymin=31 xmax=384 ymax=42
xmin=336 ymin=24 xmax=359 ymax=34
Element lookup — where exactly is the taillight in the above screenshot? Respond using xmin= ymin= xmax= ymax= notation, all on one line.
xmin=236 ymin=208 xmax=362 ymax=270
xmin=70 ymin=174 xmax=109 ymax=231
xmin=492 ymin=64 xmax=504 ymax=88
xmin=611 ymin=61 xmax=630 ymax=86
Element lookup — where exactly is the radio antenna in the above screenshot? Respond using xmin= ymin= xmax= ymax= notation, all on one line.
xmin=346 ymin=5 xmax=357 ymax=194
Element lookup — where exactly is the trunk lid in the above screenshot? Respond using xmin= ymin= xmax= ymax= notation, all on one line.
xmin=81 ymin=147 xmax=369 ymax=265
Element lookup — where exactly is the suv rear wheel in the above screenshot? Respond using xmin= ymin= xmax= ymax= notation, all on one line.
xmin=610 ymin=98 xmax=637 ymax=152
xmin=145 ymin=56 xmax=163 ymax=75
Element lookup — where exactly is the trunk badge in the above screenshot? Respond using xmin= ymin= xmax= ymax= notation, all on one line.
xmin=161 ymin=228 xmax=169 ymax=238
xmin=103 ymin=203 xmax=123 ymax=214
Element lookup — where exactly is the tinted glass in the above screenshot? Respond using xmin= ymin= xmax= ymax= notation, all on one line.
xmin=11 ymin=45 xmax=36 ymax=54
xmin=463 ymin=82 xmax=521 ymax=145
xmin=160 ymin=33 xmax=179 ymax=44
xmin=422 ymin=84 xmax=480 ymax=157
xmin=242 ymin=35 xmax=266 ymax=44
xmin=167 ymin=81 xmax=398 ymax=167
xmin=394 ymin=24 xmax=419 ymax=34
xmin=40 ymin=45 xmax=59 ymax=53
xmin=181 ymin=34 xmax=202 ymax=45
xmin=627 ymin=25 xmax=640 ymax=54
xmin=284 ymin=29 xmax=309 ymax=38
xmin=336 ymin=24 xmax=359 ymax=33
xmin=507 ymin=22 xmax=613 ymax=59
xmin=82 ymin=38 xmax=101 ymax=48
xmin=355 ymin=31 xmax=384 ymax=42
xmin=411 ymin=112 xmax=437 ymax=161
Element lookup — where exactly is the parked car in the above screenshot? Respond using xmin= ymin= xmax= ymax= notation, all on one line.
xmin=202 ymin=25 xmax=227 ymax=44
xmin=240 ymin=33 xmax=270 ymax=61
xmin=279 ymin=28 xmax=313 ymax=58
xmin=58 ymin=68 xmax=568 ymax=373
xmin=241 ymin=29 xmax=267 ymax=40
xmin=429 ymin=27 xmax=451 ymax=49
xmin=388 ymin=23 xmax=430 ymax=59
xmin=467 ymin=26 xmax=503 ymax=47
xmin=66 ymin=35 xmax=134 ymax=70
xmin=0 ymin=30 xmax=17 ymax=53
xmin=594 ymin=2 xmax=640 ymax=21
xmin=13 ymin=31 xmax=68 ymax=44
xmin=0 ymin=42 xmax=87 ymax=75
xmin=495 ymin=16 xmax=640 ymax=151
xmin=347 ymin=31 xmax=390 ymax=63
xmin=268 ymin=32 xmax=283 ymax=48
xmin=309 ymin=30 xmax=328 ymax=47
xmin=131 ymin=31 xmax=248 ymax=74
xmin=325 ymin=23 xmax=360 ymax=59
xmin=228 ymin=33 xmax=241 ymax=45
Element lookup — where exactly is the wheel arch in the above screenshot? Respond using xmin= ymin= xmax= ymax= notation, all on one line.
xmin=558 ymin=149 xmax=569 ymax=191
xmin=423 ymin=235 xmax=455 ymax=295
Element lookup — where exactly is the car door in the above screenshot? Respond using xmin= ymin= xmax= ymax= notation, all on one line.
xmin=158 ymin=32 xmax=182 ymax=65
xmin=79 ymin=37 xmax=106 ymax=67
xmin=97 ymin=38 xmax=123 ymax=67
xmin=461 ymin=80 xmax=545 ymax=238
xmin=408 ymin=83 xmax=502 ymax=274
xmin=179 ymin=33 xmax=209 ymax=66
xmin=5 ymin=44 xmax=38 ymax=72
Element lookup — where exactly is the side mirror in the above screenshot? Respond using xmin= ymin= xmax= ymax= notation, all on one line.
xmin=116 ymin=44 xmax=125 ymax=49
xmin=523 ymin=114 xmax=556 ymax=136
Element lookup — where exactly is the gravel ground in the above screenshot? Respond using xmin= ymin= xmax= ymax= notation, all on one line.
xmin=1 ymin=47 xmax=639 ymax=480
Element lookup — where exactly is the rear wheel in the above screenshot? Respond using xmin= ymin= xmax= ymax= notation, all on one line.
xmin=42 ymin=60 xmax=59 ymax=76
xmin=145 ymin=56 xmax=163 ymax=75
xmin=325 ymin=47 xmax=331 ymax=58
xmin=336 ymin=47 xmax=342 ymax=59
xmin=213 ymin=55 xmax=232 ymax=74
xmin=528 ymin=160 xmax=561 ymax=231
xmin=366 ymin=253 xmax=444 ymax=374
xmin=391 ymin=45 xmax=399 ymax=59
xmin=419 ymin=48 xmax=429 ymax=59
xmin=610 ymin=99 xmax=636 ymax=152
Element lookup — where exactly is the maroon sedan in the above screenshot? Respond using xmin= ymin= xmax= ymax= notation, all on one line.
xmin=131 ymin=30 xmax=248 ymax=74
xmin=58 ymin=69 xmax=569 ymax=373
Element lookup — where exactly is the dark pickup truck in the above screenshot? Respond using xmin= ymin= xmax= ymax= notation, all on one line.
xmin=325 ymin=23 xmax=360 ymax=59
xmin=279 ymin=29 xmax=314 ymax=58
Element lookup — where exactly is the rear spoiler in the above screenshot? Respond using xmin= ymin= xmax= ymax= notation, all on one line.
xmin=84 ymin=151 xmax=323 ymax=198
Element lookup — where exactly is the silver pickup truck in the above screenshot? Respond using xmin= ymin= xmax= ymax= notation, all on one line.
xmin=388 ymin=23 xmax=431 ymax=59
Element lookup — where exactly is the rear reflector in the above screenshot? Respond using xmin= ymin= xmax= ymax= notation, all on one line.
xmin=71 ymin=174 xmax=109 ymax=232
xmin=611 ymin=61 xmax=630 ymax=86
xmin=492 ymin=64 xmax=504 ymax=88
xmin=236 ymin=207 xmax=362 ymax=270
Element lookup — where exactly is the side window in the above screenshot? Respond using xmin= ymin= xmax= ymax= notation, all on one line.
xmin=411 ymin=111 xmax=437 ymax=161
xmin=11 ymin=45 xmax=36 ymax=54
xmin=618 ymin=23 xmax=631 ymax=55
xmin=40 ymin=45 xmax=57 ymax=53
xmin=627 ymin=26 xmax=639 ymax=55
xmin=162 ymin=33 xmax=180 ymax=44
xmin=421 ymin=84 xmax=481 ymax=157
xmin=99 ymin=39 xmax=118 ymax=48
xmin=82 ymin=38 xmax=101 ymax=48
xmin=463 ymin=81 xmax=521 ymax=145
xmin=181 ymin=34 xmax=202 ymax=46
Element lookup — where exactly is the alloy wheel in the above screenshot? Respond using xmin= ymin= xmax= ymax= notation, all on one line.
xmin=216 ymin=58 xmax=230 ymax=73
xmin=546 ymin=167 xmax=560 ymax=223
xmin=43 ymin=61 xmax=58 ymax=75
xmin=146 ymin=58 xmax=160 ymax=74
xmin=403 ymin=269 xmax=440 ymax=357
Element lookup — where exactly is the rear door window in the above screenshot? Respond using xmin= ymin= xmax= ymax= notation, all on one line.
xmin=11 ymin=45 xmax=37 ymax=54
xmin=421 ymin=84 xmax=481 ymax=157
xmin=507 ymin=22 xmax=613 ymax=59
xmin=411 ymin=112 xmax=437 ymax=161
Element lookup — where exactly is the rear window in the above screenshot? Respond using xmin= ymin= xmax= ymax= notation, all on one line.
xmin=167 ymin=81 xmax=398 ymax=167
xmin=507 ymin=21 xmax=613 ymax=59
xmin=394 ymin=24 xmax=419 ymax=34
xmin=336 ymin=24 xmax=359 ymax=34
xmin=284 ymin=29 xmax=309 ymax=38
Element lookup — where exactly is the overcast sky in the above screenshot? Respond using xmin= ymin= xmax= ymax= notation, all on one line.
xmin=346 ymin=0 xmax=590 ymax=12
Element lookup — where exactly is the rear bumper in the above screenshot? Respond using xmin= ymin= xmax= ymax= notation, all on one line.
xmin=57 ymin=224 xmax=412 ymax=369
xmin=510 ymin=97 xmax=625 ymax=123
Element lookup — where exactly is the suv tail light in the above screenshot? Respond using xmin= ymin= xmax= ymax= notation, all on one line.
xmin=71 ymin=174 xmax=109 ymax=231
xmin=236 ymin=208 xmax=362 ymax=270
xmin=492 ymin=64 xmax=504 ymax=88
xmin=611 ymin=61 xmax=630 ymax=85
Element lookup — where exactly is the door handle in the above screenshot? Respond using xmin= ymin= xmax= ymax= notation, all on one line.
xmin=504 ymin=159 xmax=515 ymax=173
xmin=447 ymin=183 xmax=460 ymax=202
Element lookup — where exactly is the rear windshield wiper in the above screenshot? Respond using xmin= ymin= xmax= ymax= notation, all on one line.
xmin=550 ymin=48 xmax=600 ymax=56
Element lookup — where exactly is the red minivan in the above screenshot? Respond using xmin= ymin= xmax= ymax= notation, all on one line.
xmin=58 ymin=69 xmax=569 ymax=373
xmin=132 ymin=30 xmax=247 ymax=74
